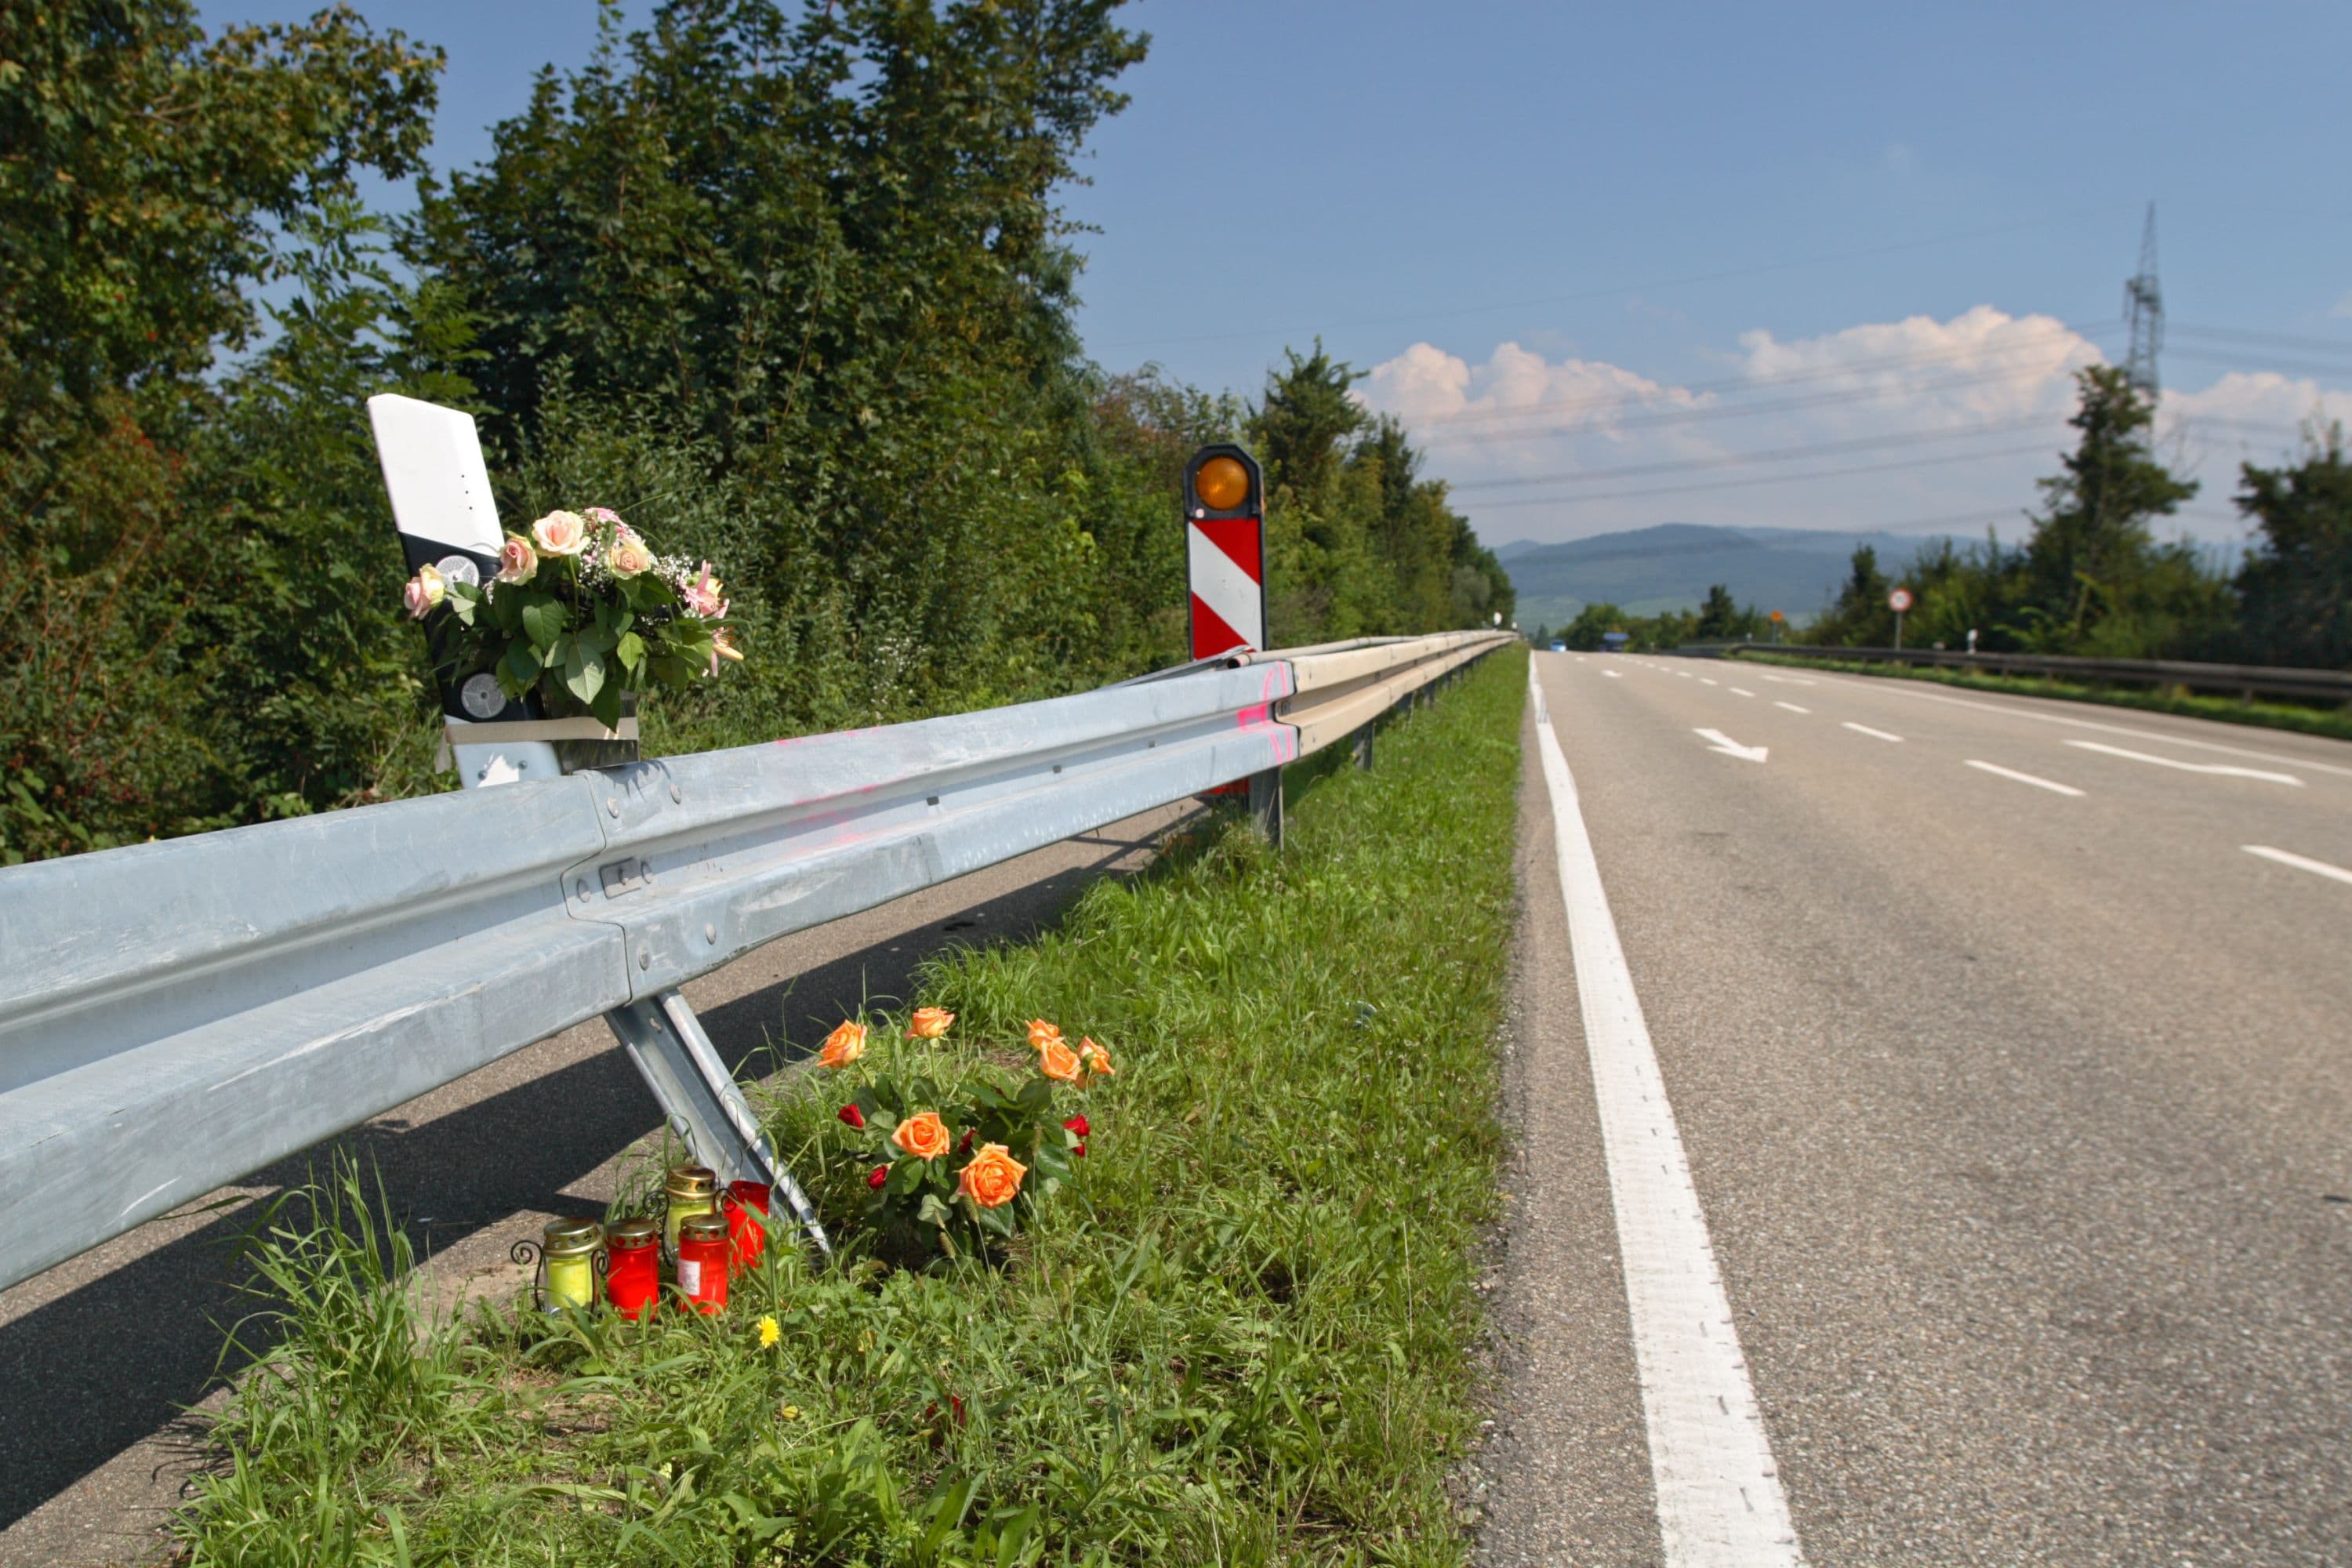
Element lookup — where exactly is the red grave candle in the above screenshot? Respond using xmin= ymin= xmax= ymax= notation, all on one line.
xmin=603 ymin=1217 xmax=661 ymax=1321
xmin=675 ymin=1213 xmax=731 ymax=1314
xmin=724 ymin=1181 xmax=771 ymax=1273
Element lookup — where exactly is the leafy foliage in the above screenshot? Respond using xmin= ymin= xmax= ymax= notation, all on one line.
xmin=5 ymin=0 xmax=1513 ymax=862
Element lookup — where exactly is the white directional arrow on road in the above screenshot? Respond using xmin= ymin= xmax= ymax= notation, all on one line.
xmin=1694 ymin=727 xmax=1769 ymax=763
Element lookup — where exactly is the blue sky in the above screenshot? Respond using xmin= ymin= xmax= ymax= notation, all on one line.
xmin=205 ymin=1 xmax=2352 ymax=546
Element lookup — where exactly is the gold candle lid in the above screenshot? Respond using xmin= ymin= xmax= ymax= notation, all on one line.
xmin=542 ymin=1217 xmax=602 ymax=1257
xmin=604 ymin=1216 xmax=660 ymax=1249
xmin=664 ymin=1163 xmax=719 ymax=1200
xmin=677 ymin=1213 xmax=730 ymax=1244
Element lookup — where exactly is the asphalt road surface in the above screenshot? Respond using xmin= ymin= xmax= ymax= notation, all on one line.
xmin=0 ymin=804 xmax=1196 ymax=1567
xmin=1480 ymin=653 xmax=2351 ymax=1566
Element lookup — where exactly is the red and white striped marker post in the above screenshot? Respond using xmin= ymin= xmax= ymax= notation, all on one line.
xmin=1184 ymin=445 xmax=1268 ymax=660
xmin=1183 ymin=445 xmax=1280 ymax=844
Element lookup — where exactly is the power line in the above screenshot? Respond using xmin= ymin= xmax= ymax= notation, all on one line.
xmin=1404 ymin=319 xmax=2118 ymax=433
xmin=2169 ymin=321 xmax=2352 ymax=358
xmin=1461 ymin=441 xmax=2058 ymax=510
xmin=1094 ymin=206 xmax=2143 ymax=351
xmin=1412 ymin=361 xmax=2098 ymax=448
xmin=2168 ymin=346 xmax=2352 ymax=383
xmin=1446 ymin=415 xmax=2063 ymax=493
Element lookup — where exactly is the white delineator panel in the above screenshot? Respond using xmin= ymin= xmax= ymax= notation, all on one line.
xmin=368 ymin=393 xmax=503 ymax=554
xmin=1188 ymin=514 xmax=1265 ymax=658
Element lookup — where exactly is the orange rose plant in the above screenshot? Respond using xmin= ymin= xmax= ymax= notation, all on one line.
xmin=828 ymin=1012 xmax=1101 ymax=1258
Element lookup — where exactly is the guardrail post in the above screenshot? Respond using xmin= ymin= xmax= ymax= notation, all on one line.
xmin=605 ymin=993 xmax=829 ymax=1255
xmin=1247 ymin=766 xmax=1283 ymax=848
xmin=1353 ymin=722 xmax=1374 ymax=770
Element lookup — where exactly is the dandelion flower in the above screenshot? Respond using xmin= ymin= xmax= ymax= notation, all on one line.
xmin=757 ymin=1315 xmax=781 ymax=1348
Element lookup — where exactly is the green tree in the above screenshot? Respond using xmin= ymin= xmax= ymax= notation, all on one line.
xmin=1805 ymin=544 xmax=1895 ymax=645
xmin=0 ymin=0 xmax=443 ymax=860
xmin=2234 ymin=425 xmax=2352 ymax=669
xmin=2021 ymin=365 xmax=2199 ymax=642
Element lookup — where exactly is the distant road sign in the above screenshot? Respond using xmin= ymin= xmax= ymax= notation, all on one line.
xmin=1888 ymin=588 xmax=1915 ymax=613
xmin=1768 ymin=609 xmax=1784 ymax=622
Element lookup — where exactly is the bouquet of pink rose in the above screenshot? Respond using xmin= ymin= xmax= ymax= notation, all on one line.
xmin=399 ymin=506 xmax=740 ymax=731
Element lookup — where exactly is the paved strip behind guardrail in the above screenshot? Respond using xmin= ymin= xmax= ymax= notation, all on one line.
xmin=0 ymin=633 xmax=1506 ymax=1292
xmin=1679 ymin=642 xmax=2352 ymax=703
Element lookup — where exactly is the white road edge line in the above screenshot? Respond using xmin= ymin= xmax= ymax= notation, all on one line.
xmin=1531 ymin=681 xmax=1806 ymax=1566
xmin=1773 ymin=701 xmax=1811 ymax=715
xmin=1841 ymin=722 xmax=1904 ymax=742
xmin=2242 ymin=844 xmax=2352 ymax=886
xmin=2063 ymin=739 xmax=2302 ymax=786
xmin=1964 ymin=760 xmax=2084 ymax=797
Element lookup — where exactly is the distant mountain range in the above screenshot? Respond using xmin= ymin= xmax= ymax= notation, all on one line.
xmin=1495 ymin=523 xmax=1955 ymax=631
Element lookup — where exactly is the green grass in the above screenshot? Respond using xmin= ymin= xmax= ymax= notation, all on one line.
xmin=171 ymin=649 xmax=1530 ymax=1566
xmin=1729 ymin=650 xmax=2352 ymax=742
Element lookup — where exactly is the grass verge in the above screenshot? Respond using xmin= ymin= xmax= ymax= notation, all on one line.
xmin=1728 ymin=651 xmax=2352 ymax=742
xmin=171 ymin=648 xmax=1529 ymax=1566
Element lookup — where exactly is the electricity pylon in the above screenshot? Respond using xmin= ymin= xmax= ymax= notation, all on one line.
xmin=2122 ymin=202 xmax=2162 ymax=399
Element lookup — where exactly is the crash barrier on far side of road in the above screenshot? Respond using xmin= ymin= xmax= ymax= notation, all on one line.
xmin=0 ymin=630 xmax=1508 ymax=1294
xmin=1673 ymin=641 xmax=2352 ymax=706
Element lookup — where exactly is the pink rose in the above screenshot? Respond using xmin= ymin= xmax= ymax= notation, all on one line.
xmin=583 ymin=506 xmax=624 ymax=528
xmin=605 ymin=535 xmax=655 ymax=578
xmin=531 ymin=510 xmax=588 ymax=557
xmin=402 ymin=564 xmax=445 ymax=620
xmin=682 ymin=561 xmax=728 ymax=619
xmin=496 ymin=534 xmax=537 ymax=585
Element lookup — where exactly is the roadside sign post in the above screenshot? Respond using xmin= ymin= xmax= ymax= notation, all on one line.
xmin=1183 ymin=445 xmax=1281 ymax=844
xmin=1889 ymin=586 xmax=1915 ymax=650
xmin=1769 ymin=608 xmax=1784 ymax=644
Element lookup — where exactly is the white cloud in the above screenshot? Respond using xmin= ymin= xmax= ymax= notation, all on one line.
xmin=1356 ymin=307 xmax=2332 ymax=546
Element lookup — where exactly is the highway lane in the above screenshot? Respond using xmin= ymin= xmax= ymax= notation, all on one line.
xmin=1494 ymin=651 xmax=2350 ymax=1565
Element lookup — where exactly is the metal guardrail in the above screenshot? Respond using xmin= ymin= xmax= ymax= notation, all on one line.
xmin=0 ymin=632 xmax=1508 ymax=1293
xmin=1682 ymin=642 xmax=2352 ymax=704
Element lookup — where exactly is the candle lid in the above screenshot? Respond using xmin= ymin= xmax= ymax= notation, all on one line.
xmin=604 ymin=1216 xmax=660 ymax=1249
xmin=542 ymin=1217 xmax=602 ymax=1256
xmin=664 ymin=1163 xmax=719 ymax=1200
xmin=677 ymin=1213 xmax=730 ymax=1243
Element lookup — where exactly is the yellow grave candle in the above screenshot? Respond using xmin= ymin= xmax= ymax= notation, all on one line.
xmin=540 ymin=1217 xmax=602 ymax=1312
xmin=663 ymin=1164 xmax=720 ymax=1253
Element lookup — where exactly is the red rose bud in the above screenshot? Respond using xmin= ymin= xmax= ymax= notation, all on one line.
xmin=867 ymin=1164 xmax=889 ymax=1190
xmin=838 ymin=1104 xmax=866 ymax=1129
xmin=1062 ymin=1114 xmax=1090 ymax=1138
xmin=956 ymin=1129 xmax=974 ymax=1153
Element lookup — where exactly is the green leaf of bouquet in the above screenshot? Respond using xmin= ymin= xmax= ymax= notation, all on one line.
xmin=501 ymin=641 xmax=541 ymax=685
xmin=522 ymin=599 xmax=565 ymax=652
xmin=615 ymin=630 xmax=646 ymax=672
xmin=589 ymin=679 xmax=623 ymax=731
xmin=565 ymin=652 xmax=606 ymax=704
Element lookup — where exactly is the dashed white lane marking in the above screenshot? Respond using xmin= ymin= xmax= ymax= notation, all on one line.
xmin=1700 ymin=678 xmax=1719 ymax=687
xmin=1773 ymin=702 xmax=1811 ymax=715
xmin=2243 ymin=845 xmax=2352 ymax=886
xmin=1676 ymin=670 xmax=1695 ymax=679
xmin=1730 ymin=688 xmax=1756 ymax=698
xmin=1842 ymin=722 xmax=1904 ymax=742
xmin=1532 ymin=681 xmax=1806 ymax=1566
xmin=2063 ymin=739 xmax=2302 ymax=786
xmin=1603 ymin=670 xmax=1624 ymax=679
xmin=1965 ymin=760 xmax=2084 ymax=797
xmin=1824 ymin=680 xmax=2352 ymax=782
xmin=1760 ymin=674 xmax=1817 ymax=687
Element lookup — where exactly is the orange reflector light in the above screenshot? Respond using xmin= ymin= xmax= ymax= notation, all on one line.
xmin=1194 ymin=455 xmax=1250 ymax=511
